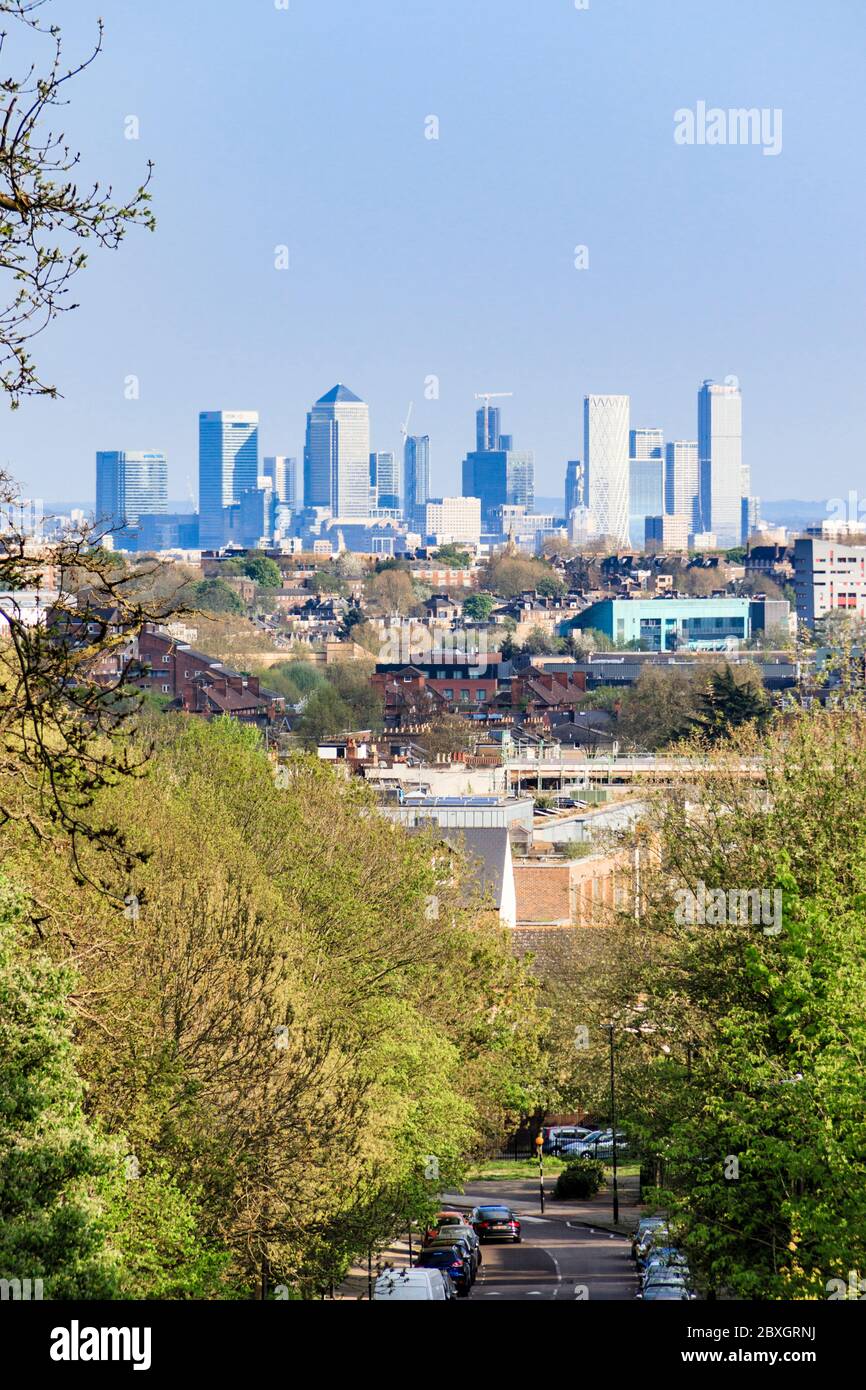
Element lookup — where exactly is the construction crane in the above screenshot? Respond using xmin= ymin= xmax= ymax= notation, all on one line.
xmin=400 ymin=401 xmax=414 ymax=448
xmin=474 ymin=391 xmax=513 ymax=408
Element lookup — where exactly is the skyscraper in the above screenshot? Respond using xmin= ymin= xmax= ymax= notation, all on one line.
xmin=698 ymin=380 xmax=743 ymax=548
xmin=584 ymin=394 xmax=630 ymax=547
xmin=404 ymin=435 xmax=430 ymax=526
xmin=628 ymin=429 xmax=664 ymax=550
xmin=262 ymin=456 xmax=297 ymax=510
xmin=96 ymin=451 xmax=168 ymax=543
xmin=665 ymin=441 xmax=701 ymax=532
xmin=303 ymin=384 xmax=370 ymax=518
xmin=198 ymin=412 xmax=259 ymax=550
xmin=564 ymin=460 xmax=584 ymax=518
xmin=462 ymin=403 xmax=534 ymax=526
xmin=371 ymin=451 xmax=400 ymax=511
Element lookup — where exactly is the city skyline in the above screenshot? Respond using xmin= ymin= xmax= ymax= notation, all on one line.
xmin=1 ymin=0 xmax=863 ymax=505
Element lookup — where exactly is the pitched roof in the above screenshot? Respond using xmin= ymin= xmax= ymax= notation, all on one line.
xmin=316 ymin=383 xmax=363 ymax=405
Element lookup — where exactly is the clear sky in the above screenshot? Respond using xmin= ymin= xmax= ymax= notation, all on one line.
xmin=4 ymin=0 xmax=865 ymax=507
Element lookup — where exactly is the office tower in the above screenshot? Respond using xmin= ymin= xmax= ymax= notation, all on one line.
xmin=423 ymin=496 xmax=482 ymax=546
xmin=698 ymin=379 xmax=742 ymax=549
xmin=645 ymin=514 xmax=690 ymax=553
xmin=476 ymin=404 xmax=502 ymax=453
xmin=565 ymin=460 xmax=584 ymax=518
xmin=238 ymin=477 xmax=274 ymax=549
xmin=198 ymin=412 xmax=259 ymax=550
xmin=630 ymin=428 xmax=664 ymax=462
xmin=740 ymin=463 xmax=752 ymax=544
xmin=303 ymin=384 xmax=370 ymax=517
xmin=404 ymin=435 xmax=430 ymax=525
xmin=584 ymin=394 xmax=630 ymax=547
xmin=627 ymin=429 xmax=663 ymax=550
xmin=96 ymin=451 xmax=168 ymax=543
xmin=262 ymin=456 xmax=297 ymax=510
xmin=371 ymin=450 xmax=400 ymax=511
xmin=463 ymin=402 xmax=534 ymax=525
xmin=665 ymin=441 xmax=701 ymax=532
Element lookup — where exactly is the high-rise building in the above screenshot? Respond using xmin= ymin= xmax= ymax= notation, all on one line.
xmin=371 ymin=451 xmax=400 ymax=511
xmin=423 ymin=496 xmax=482 ymax=546
xmin=404 ymin=435 xmax=430 ymax=525
xmin=565 ymin=460 xmax=584 ymax=518
xmin=303 ymin=384 xmax=370 ymax=518
xmin=96 ymin=451 xmax=168 ymax=544
xmin=262 ymin=456 xmax=297 ymax=510
xmin=698 ymin=380 xmax=742 ymax=549
xmin=628 ymin=429 xmax=664 ymax=550
xmin=198 ymin=412 xmax=259 ymax=550
xmin=630 ymin=428 xmax=664 ymax=462
xmin=665 ymin=441 xmax=701 ymax=532
xmin=476 ymin=405 xmax=502 ymax=453
xmin=462 ymin=403 xmax=533 ymax=524
xmin=584 ymin=394 xmax=630 ymax=548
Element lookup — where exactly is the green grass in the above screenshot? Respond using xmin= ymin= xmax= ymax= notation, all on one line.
xmin=464 ymin=1157 xmax=643 ymax=1183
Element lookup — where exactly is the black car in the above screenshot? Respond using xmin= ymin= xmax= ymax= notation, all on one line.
xmin=470 ymin=1205 xmax=522 ymax=1243
xmin=416 ymin=1245 xmax=472 ymax=1296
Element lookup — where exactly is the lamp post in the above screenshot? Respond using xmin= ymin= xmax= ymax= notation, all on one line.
xmin=535 ymin=1131 xmax=545 ymax=1213
xmin=606 ymin=1024 xmax=619 ymax=1225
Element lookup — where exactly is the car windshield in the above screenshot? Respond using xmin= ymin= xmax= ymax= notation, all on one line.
xmin=477 ymin=1207 xmax=512 ymax=1219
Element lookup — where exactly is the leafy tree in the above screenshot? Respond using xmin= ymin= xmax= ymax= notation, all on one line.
xmin=689 ymin=663 xmax=771 ymax=742
xmin=0 ymin=873 xmax=117 ymax=1297
xmin=434 ymin=544 xmax=472 ymax=569
xmin=521 ymin=625 xmax=565 ymax=655
xmin=462 ymin=593 xmax=495 ymax=623
xmin=244 ymin=554 xmax=282 ymax=589
xmin=366 ymin=567 xmax=416 ymax=616
xmin=615 ymin=665 xmax=703 ymax=750
xmin=296 ymin=682 xmax=353 ymax=744
xmin=308 ymin=570 xmax=347 ymax=595
xmin=0 ymin=2 xmax=154 ymax=404
xmin=483 ymin=555 xmax=562 ymax=600
xmin=193 ymin=577 xmax=245 ymax=615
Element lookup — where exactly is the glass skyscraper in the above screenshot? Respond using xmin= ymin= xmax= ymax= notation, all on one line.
xmin=404 ymin=435 xmax=430 ymax=526
xmin=565 ymin=459 xmax=584 ymax=518
xmin=462 ymin=403 xmax=534 ymax=526
xmin=665 ymin=440 xmax=701 ymax=532
xmin=303 ymin=384 xmax=371 ymax=518
xmin=698 ymin=380 xmax=742 ymax=548
xmin=198 ymin=411 xmax=259 ymax=550
xmin=584 ymin=394 xmax=630 ymax=548
xmin=262 ymin=456 xmax=297 ymax=510
xmin=371 ymin=450 xmax=400 ymax=511
xmin=95 ymin=451 xmax=168 ymax=544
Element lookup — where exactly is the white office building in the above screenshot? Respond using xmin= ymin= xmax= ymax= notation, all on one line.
xmin=665 ymin=440 xmax=701 ymax=532
xmin=699 ymin=380 xmax=742 ymax=548
xmin=584 ymin=394 xmax=630 ymax=548
xmin=424 ymin=496 xmax=482 ymax=546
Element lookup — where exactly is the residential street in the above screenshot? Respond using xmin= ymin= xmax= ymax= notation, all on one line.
xmin=442 ymin=1182 xmax=638 ymax=1302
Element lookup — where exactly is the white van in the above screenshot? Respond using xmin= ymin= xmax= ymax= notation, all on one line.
xmin=373 ymin=1268 xmax=451 ymax=1301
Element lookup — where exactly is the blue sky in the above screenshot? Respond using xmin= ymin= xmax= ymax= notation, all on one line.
xmin=4 ymin=0 xmax=865 ymax=506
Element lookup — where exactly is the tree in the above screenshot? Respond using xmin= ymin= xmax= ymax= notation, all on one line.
xmin=482 ymin=555 xmax=562 ymax=600
xmin=366 ymin=567 xmax=416 ymax=616
xmin=0 ymin=4 xmax=154 ymax=405
xmin=615 ymin=665 xmax=704 ymax=750
xmin=435 ymin=544 xmax=472 ymax=569
xmin=462 ymin=593 xmax=495 ymax=623
xmin=244 ymin=554 xmax=282 ymax=589
xmin=521 ymin=625 xmax=564 ymax=656
xmin=689 ymin=663 xmax=771 ymax=742
xmin=193 ymin=577 xmax=245 ymax=615
xmin=580 ymin=705 xmax=866 ymax=1298
xmin=0 ymin=873 xmax=117 ymax=1297
xmin=295 ymin=682 xmax=353 ymax=744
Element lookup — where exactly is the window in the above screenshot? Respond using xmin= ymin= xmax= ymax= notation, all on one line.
xmin=442 ymin=688 xmax=453 ymax=700
xmin=162 ymin=654 xmax=171 ymax=664
xmin=161 ymin=684 xmax=171 ymax=694
xmin=460 ymin=689 xmax=471 ymax=702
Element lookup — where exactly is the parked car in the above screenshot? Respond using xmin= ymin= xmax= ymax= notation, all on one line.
xmin=640 ymin=1248 xmax=689 ymax=1288
xmin=558 ymin=1128 xmax=606 ymax=1156
xmin=636 ymin=1226 xmax=673 ymax=1270
xmin=416 ymin=1245 xmax=472 ymax=1296
xmin=470 ymin=1205 xmax=522 ymax=1243
xmin=424 ymin=1210 xmax=473 ymax=1241
xmin=547 ymin=1126 xmax=592 ymax=1155
xmin=422 ymin=1231 xmax=479 ymax=1281
xmin=631 ymin=1216 xmax=667 ymax=1260
xmin=433 ymin=1219 xmax=482 ymax=1268
xmin=373 ymin=1268 xmax=453 ymax=1301
xmin=638 ymin=1269 xmax=696 ymax=1301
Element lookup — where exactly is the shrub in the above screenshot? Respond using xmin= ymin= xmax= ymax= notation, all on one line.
xmin=554 ymin=1157 xmax=605 ymax=1200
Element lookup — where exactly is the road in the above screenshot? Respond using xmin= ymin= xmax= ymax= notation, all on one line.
xmin=444 ymin=1188 xmax=638 ymax=1302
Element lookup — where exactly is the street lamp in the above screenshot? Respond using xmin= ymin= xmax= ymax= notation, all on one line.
xmin=605 ymin=1023 xmax=619 ymax=1225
